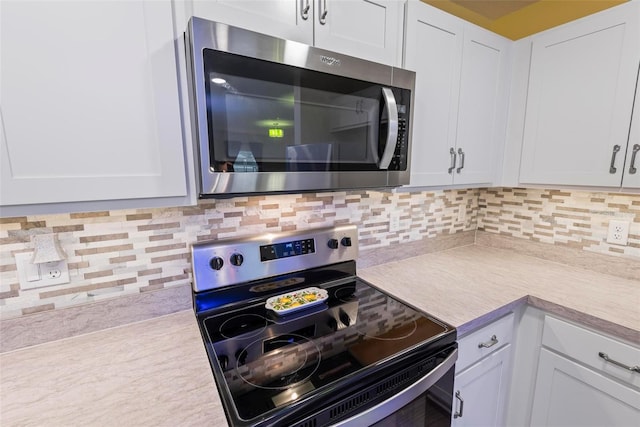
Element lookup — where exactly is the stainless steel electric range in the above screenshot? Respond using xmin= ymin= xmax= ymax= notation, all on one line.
xmin=191 ymin=225 xmax=457 ymax=427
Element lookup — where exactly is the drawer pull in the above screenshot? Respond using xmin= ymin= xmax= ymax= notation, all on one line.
xmin=478 ymin=335 xmax=498 ymax=349
xmin=453 ymin=390 xmax=464 ymax=419
xmin=598 ymin=352 xmax=640 ymax=373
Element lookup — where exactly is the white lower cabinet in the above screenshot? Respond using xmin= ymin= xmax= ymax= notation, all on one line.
xmin=531 ymin=348 xmax=640 ymax=426
xmin=453 ymin=344 xmax=512 ymax=427
xmin=452 ymin=313 xmax=514 ymax=426
xmin=529 ymin=316 xmax=640 ymax=426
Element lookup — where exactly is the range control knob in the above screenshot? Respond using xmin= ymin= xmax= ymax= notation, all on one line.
xmin=327 ymin=238 xmax=339 ymax=249
xmin=339 ymin=310 xmax=351 ymax=327
xmin=235 ymin=349 xmax=248 ymax=366
xmin=230 ymin=253 xmax=244 ymax=266
xmin=218 ymin=355 xmax=229 ymax=370
xmin=209 ymin=256 xmax=224 ymax=271
xmin=341 ymin=237 xmax=352 ymax=247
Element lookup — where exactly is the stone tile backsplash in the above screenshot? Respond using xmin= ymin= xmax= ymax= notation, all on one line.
xmin=1 ymin=187 xmax=638 ymax=321
xmin=0 ymin=189 xmax=478 ymax=319
xmin=478 ymin=188 xmax=640 ymax=259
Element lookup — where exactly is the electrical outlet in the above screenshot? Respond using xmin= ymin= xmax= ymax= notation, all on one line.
xmin=389 ymin=212 xmax=401 ymax=232
xmin=606 ymin=220 xmax=630 ymax=246
xmin=14 ymin=252 xmax=70 ymax=289
xmin=457 ymin=208 xmax=466 ymax=223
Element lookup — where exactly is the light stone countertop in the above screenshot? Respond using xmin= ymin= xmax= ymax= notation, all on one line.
xmin=358 ymin=245 xmax=639 ymax=342
xmin=1 ymin=245 xmax=638 ymax=426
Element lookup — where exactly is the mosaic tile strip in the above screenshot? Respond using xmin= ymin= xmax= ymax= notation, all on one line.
xmin=478 ymin=188 xmax=640 ymax=259
xmin=0 ymin=189 xmax=478 ymax=320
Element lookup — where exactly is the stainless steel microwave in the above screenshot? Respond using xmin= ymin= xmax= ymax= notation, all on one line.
xmin=185 ymin=17 xmax=415 ymax=197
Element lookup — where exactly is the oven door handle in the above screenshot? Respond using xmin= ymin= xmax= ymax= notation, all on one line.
xmin=378 ymin=87 xmax=399 ymax=170
xmin=332 ymin=347 xmax=458 ymax=427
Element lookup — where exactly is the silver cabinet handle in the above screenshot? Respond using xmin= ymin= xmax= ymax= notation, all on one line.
xmin=319 ymin=0 xmax=328 ymax=24
xmin=448 ymin=148 xmax=457 ymax=174
xmin=453 ymin=390 xmax=464 ymax=419
xmin=300 ymin=0 xmax=310 ymax=20
xmin=456 ymin=148 xmax=465 ymax=173
xmin=629 ymin=144 xmax=640 ymax=174
xmin=609 ymin=144 xmax=621 ymax=173
xmin=478 ymin=335 xmax=498 ymax=349
xmin=598 ymin=352 xmax=640 ymax=373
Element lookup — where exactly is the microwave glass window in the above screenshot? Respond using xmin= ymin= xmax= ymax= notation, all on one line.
xmin=203 ymin=49 xmax=409 ymax=173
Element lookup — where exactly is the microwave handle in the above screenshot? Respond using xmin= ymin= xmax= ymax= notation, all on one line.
xmin=379 ymin=87 xmax=399 ymax=170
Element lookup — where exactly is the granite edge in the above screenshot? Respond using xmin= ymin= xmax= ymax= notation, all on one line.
xmin=527 ymin=295 xmax=640 ymax=345
xmin=455 ymin=296 xmax=529 ymax=338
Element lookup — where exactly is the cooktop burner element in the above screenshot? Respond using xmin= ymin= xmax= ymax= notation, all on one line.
xmin=219 ymin=314 xmax=268 ymax=340
xmin=236 ymin=334 xmax=322 ymax=390
xmin=190 ymin=225 xmax=457 ymax=427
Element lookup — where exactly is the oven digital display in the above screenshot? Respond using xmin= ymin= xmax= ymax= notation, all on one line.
xmin=260 ymin=239 xmax=315 ymax=261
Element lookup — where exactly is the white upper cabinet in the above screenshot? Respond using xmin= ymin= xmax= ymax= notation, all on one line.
xmin=186 ymin=0 xmax=314 ymax=45
xmin=622 ymin=77 xmax=640 ymax=190
xmin=0 ymin=0 xmax=188 ymax=213
xmin=314 ymin=0 xmax=403 ymax=66
xmin=179 ymin=0 xmax=403 ymax=66
xmin=454 ymin=26 xmax=510 ymax=186
xmin=519 ymin=1 xmax=640 ymax=188
xmin=404 ymin=0 xmax=510 ymax=187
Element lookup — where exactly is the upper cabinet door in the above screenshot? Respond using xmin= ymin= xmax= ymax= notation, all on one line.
xmin=404 ymin=1 xmax=463 ymax=186
xmin=0 ymin=0 xmax=187 ymax=208
xmin=454 ymin=26 xmax=510 ymax=186
xmin=405 ymin=0 xmax=509 ymax=187
xmin=622 ymin=73 xmax=640 ymax=190
xmin=188 ymin=0 xmax=314 ymax=44
xmin=519 ymin=1 xmax=640 ymax=187
xmin=314 ymin=0 xmax=403 ymax=66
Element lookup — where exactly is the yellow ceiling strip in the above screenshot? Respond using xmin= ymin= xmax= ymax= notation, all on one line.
xmin=420 ymin=0 xmax=628 ymax=40
xmin=491 ymin=0 xmax=629 ymax=40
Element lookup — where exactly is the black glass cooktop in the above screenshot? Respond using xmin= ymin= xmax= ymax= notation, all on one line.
xmin=194 ymin=261 xmax=455 ymax=425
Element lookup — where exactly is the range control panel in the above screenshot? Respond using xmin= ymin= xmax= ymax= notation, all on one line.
xmin=191 ymin=225 xmax=359 ymax=292
xmin=260 ymin=238 xmax=316 ymax=262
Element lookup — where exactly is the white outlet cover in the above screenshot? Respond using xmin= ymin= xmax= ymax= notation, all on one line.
xmin=606 ymin=220 xmax=630 ymax=246
xmin=389 ymin=212 xmax=401 ymax=232
xmin=14 ymin=252 xmax=70 ymax=289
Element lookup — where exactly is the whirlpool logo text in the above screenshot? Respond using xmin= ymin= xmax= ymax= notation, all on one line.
xmin=320 ymin=55 xmax=341 ymax=66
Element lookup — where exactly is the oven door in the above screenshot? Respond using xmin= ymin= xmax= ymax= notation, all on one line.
xmin=335 ymin=346 xmax=457 ymax=427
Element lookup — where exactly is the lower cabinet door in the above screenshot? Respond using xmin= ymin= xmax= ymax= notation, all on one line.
xmin=530 ymin=348 xmax=640 ymax=426
xmin=452 ymin=344 xmax=511 ymax=427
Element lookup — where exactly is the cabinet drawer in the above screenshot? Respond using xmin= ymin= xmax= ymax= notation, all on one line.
xmin=542 ymin=316 xmax=640 ymax=388
xmin=457 ymin=313 xmax=514 ymax=372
